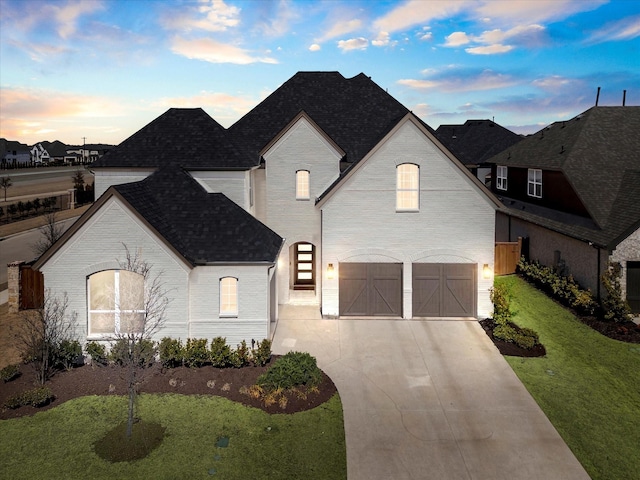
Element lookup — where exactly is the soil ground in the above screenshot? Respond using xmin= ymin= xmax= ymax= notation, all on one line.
xmin=0 ymin=359 xmax=337 ymax=420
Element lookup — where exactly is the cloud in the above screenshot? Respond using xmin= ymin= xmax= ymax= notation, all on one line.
xmin=255 ymin=0 xmax=300 ymax=37
xmin=531 ymin=75 xmax=574 ymax=91
xmin=475 ymin=0 xmax=606 ymax=26
xmin=465 ymin=44 xmax=513 ymax=54
xmin=586 ymin=14 xmax=640 ymax=43
xmin=444 ymin=32 xmax=471 ymax=47
xmin=373 ymin=0 xmax=470 ymax=33
xmin=51 ymin=0 xmax=105 ymax=39
xmin=309 ymin=43 xmax=321 ymax=51
xmin=161 ymin=0 xmax=241 ymax=32
xmin=337 ymin=37 xmax=369 ymax=52
xmin=151 ymin=91 xmax=258 ymax=127
xmin=372 ymin=31 xmax=390 ymax=47
xmin=419 ymin=31 xmax=433 ymax=41
xmin=398 ymin=69 xmax=519 ymax=93
xmin=8 ymin=40 xmax=69 ymax=62
xmin=317 ymin=19 xmax=363 ymax=42
xmin=171 ymin=36 xmax=278 ymax=64
xmin=0 ymin=86 xmax=127 ymax=143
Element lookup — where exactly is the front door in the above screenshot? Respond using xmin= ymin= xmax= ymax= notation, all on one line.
xmin=294 ymin=243 xmax=315 ymax=290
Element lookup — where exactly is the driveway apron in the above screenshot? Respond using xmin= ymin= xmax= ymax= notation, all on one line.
xmin=272 ymin=314 xmax=590 ymax=480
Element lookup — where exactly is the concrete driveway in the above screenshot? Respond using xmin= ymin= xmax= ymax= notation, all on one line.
xmin=272 ymin=306 xmax=590 ymax=480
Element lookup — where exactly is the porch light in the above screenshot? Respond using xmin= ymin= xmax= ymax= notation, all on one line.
xmin=327 ymin=263 xmax=335 ymax=279
xmin=483 ymin=264 xmax=492 ymax=279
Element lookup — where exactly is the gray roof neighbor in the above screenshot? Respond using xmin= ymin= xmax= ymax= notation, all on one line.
xmin=488 ymin=106 xmax=640 ymax=248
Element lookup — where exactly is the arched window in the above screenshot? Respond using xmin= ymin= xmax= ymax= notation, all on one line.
xmin=296 ymin=170 xmax=310 ymax=200
xmin=88 ymin=270 xmax=145 ymax=336
xmin=396 ymin=163 xmax=419 ymax=211
xmin=220 ymin=277 xmax=238 ymax=316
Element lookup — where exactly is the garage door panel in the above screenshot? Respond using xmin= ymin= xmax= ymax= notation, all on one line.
xmin=413 ymin=263 xmax=476 ymax=317
xmin=340 ymin=263 xmax=402 ymax=316
xmin=627 ymin=262 xmax=640 ymax=314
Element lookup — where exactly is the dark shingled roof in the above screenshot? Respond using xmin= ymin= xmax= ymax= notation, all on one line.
xmin=113 ymin=166 xmax=283 ymax=264
xmin=92 ymin=108 xmax=252 ymax=169
xmin=229 ymin=71 xmax=410 ymax=165
xmin=488 ymin=106 xmax=640 ymax=248
xmin=436 ymin=120 xmax=522 ymax=166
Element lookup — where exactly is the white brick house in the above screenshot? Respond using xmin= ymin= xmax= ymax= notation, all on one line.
xmin=34 ymin=72 xmax=500 ymax=345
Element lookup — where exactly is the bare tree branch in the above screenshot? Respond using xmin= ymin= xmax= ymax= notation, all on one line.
xmin=31 ymin=212 xmax=65 ymax=256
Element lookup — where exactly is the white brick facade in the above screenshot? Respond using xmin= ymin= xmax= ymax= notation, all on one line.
xmin=610 ymin=226 xmax=640 ymax=303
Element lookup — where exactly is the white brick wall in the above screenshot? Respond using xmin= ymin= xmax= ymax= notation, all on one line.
xmin=40 ymin=197 xmax=190 ymax=343
xmin=320 ymin=119 xmax=496 ymax=318
xmin=93 ymin=169 xmax=155 ymax=198
xmin=188 ymin=264 xmax=272 ymax=345
xmin=262 ymin=116 xmax=342 ymax=304
xmin=189 ymin=170 xmax=251 ymax=211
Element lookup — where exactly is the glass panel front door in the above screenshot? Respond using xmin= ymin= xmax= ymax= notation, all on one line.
xmin=294 ymin=243 xmax=315 ymax=288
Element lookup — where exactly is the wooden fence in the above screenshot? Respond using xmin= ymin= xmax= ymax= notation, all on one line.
xmin=495 ymin=237 xmax=522 ymax=276
xmin=20 ymin=265 xmax=44 ymax=310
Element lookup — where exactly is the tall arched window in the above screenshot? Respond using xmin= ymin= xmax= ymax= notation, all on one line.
xmin=220 ymin=277 xmax=238 ymax=316
xmin=396 ymin=163 xmax=419 ymax=211
xmin=296 ymin=170 xmax=310 ymax=200
xmin=88 ymin=270 xmax=145 ymax=336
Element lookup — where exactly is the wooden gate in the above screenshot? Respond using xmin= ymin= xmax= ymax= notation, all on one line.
xmin=495 ymin=237 xmax=522 ymax=276
xmin=20 ymin=266 xmax=44 ymax=309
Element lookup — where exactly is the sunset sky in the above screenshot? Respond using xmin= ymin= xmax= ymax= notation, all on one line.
xmin=1 ymin=0 xmax=639 ymax=146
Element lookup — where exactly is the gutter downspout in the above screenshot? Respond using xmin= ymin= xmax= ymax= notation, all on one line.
xmin=596 ymin=246 xmax=601 ymax=302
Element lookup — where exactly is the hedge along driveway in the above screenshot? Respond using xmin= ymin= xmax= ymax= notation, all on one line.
xmin=0 ymin=393 xmax=346 ymax=480
xmin=498 ymin=275 xmax=640 ymax=480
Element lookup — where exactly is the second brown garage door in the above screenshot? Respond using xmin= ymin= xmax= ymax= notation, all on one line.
xmin=339 ymin=263 xmax=402 ymax=316
xmin=413 ymin=263 xmax=476 ymax=317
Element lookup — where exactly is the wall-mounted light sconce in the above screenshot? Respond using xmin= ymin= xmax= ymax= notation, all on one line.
xmin=483 ymin=263 xmax=492 ymax=279
xmin=327 ymin=263 xmax=334 ymax=279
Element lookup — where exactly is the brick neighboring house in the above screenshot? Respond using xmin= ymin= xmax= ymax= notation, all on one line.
xmin=436 ymin=120 xmax=523 ymax=185
xmin=33 ymin=72 xmax=501 ymax=346
xmin=487 ymin=106 xmax=640 ymax=313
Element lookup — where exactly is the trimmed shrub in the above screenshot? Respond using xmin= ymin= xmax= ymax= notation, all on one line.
xmin=257 ymin=351 xmax=322 ymax=392
xmin=55 ymin=339 xmax=82 ymax=370
xmin=109 ymin=338 xmax=156 ymax=367
xmin=184 ymin=338 xmax=209 ymax=368
xmin=4 ymin=386 xmax=54 ymax=409
xmin=210 ymin=337 xmax=232 ymax=368
xmin=489 ymin=283 xmax=511 ymax=324
xmin=251 ymin=339 xmax=272 ymax=367
xmin=0 ymin=364 xmax=20 ymax=382
xmin=159 ymin=337 xmax=184 ymax=368
xmin=230 ymin=340 xmax=250 ymax=368
xmin=85 ymin=341 xmax=108 ymax=365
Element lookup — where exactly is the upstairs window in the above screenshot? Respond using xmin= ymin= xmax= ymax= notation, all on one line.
xmin=528 ymin=168 xmax=542 ymax=198
xmin=220 ymin=277 xmax=238 ymax=316
xmin=496 ymin=166 xmax=508 ymax=191
xmin=296 ymin=170 xmax=309 ymax=200
xmin=88 ymin=270 xmax=145 ymax=336
xmin=396 ymin=163 xmax=419 ymax=211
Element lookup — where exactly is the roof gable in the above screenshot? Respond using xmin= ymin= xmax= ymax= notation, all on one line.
xmin=92 ymin=108 xmax=252 ymax=170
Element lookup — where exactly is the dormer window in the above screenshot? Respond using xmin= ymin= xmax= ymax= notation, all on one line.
xmin=296 ymin=170 xmax=309 ymax=200
xmin=496 ymin=166 xmax=508 ymax=191
xmin=528 ymin=168 xmax=542 ymax=198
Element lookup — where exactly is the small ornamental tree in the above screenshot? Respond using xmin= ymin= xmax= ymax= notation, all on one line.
xmin=113 ymin=245 xmax=171 ymax=438
xmin=601 ymin=262 xmax=632 ymax=323
xmin=0 ymin=176 xmax=11 ymax=201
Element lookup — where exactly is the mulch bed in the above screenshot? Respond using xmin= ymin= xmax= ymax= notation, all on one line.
xmin=479 ymin=318 xmax=547 ymax=357
xmin=0 ymin=356 xmax=337 ymax=420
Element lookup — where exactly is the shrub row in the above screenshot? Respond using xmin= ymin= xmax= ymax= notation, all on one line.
xmin=159 ymin=337 xmax=271 ymax=369
xmin=517 ymin=257 xmax=598 ymax=316
xmin=490 ymin=283 xmax=541 ymax=350
xmin=4 ymin=386 xmax=54 ymax=409
xmin=257 ymin=351 xmax=322 ymax=392
xmin=0 ymin=364 xmax=20 ymax=383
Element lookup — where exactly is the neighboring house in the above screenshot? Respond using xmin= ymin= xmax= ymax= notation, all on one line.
xmin=39 ymin=140 xmax=74 ymax=164
xmin=487 ymin=106 xmax=640 ymax=314
xmin=66 ymin=144 xmax=113 ymax=164
xmin=436 ymin=120 xmax=523 ymax=185
xmin=31 ymin=144 xmax=51 ymax=165
xmin=34 ymin=72 xmax=500 ymax=345
xmin=0 ymin=139 xmax=31 ymax=167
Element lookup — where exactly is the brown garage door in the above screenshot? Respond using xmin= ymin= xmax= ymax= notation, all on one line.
xmin=339 ymin=263 xmax=402 ymax=316
xmin=413 ymin=264 xmax=476 ymax=317
xmin=627 ymin=261 xmax=640 ymax=314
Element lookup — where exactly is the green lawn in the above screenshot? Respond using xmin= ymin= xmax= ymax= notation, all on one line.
xmin=498 ymin=275 xmax=640 ymax=480
xmin=0 ymin=393 xmax=346 ymax=480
